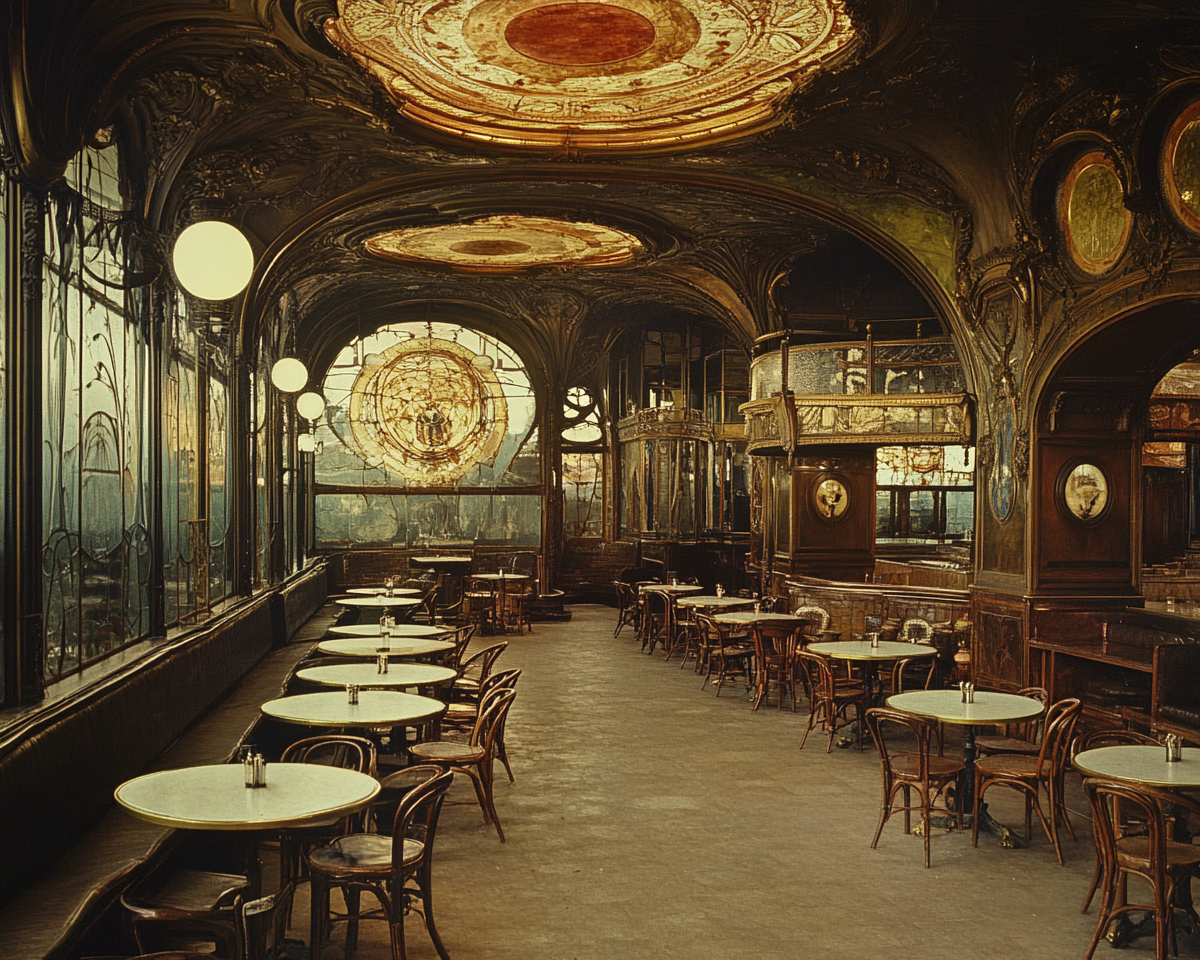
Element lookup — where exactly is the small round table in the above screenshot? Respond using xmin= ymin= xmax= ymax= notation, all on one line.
xmin=316 ymin=637 xmax=454 ymax=660
xmin=115 ymin=762 xmax=380 ymax=895
xmin=296 ymin=662 xmax=457 ymax=693
xmin=326 ymin=623 xmax=451 ymax=639
xmin=261 ymin=691 xmax=445 ymax=729
xmin=335 ymin=596 xmax=421 ymax=612
xmin=809 ymin=640 xmax=936 ymax=705
xmin=344 ymin=587 xmax=422 ymax=597
xmin=1074 ymin=745 xmax=1200 ymax=788
xmin=639 ymin=583 xmax=704 ymax=595
xmin=675 ymin=595 xmax=755 ymax=610
xmin=888 ymin=689 xmax=1043 ymax=825
xmin=712 ymin=611 xmax=808 ymax=626
xmin=469 ymin=574 xmax=529 ymax=633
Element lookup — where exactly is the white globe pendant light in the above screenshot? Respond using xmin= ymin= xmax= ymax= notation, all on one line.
xmin=296 ymin=391 xmax=326 ymax=420
xmin=172 ymin=221 xmax=255 ymax=300
xmin=297 ymin=432 xmax=316 ymax=453
xmin=271 ymin=357 xmax=308 ymax=393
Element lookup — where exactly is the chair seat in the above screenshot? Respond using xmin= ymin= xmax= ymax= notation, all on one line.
xmin=890 ymin=753 xmax=965 ymax=780
xmin=975 ymin=735 xmax=1039 ymax=755
xmin=127 ymin=869 xmax=247 ymax=913
xmin=309 ymin=833 xmax=423 ymax=873
xmin=410 ymin=740 xmax=487 ymax=764
xmin=1116 ymin=835 xmax=1200 ymax=870
xmin=722 ymin=645 xmax=754 ymax=658
xmin=975 ymin=753 xmax=1041 ymax=777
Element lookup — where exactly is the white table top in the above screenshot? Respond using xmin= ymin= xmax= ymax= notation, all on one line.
xmin=675 ymin=595 xmax=755 ymax=609
xmin=887 ymin=690 xmax=1043 ymax=725
xmin=296 ymin=663 xmax=457 ymax=689
xmin=470 ymin=573 xmax=529 ymax=581
xmin=639 ymin=583 xmax=703 ymax=593
xmin=261 ymin=690 xmax=445 ymax=727
xmin=1075 ymin=745 xmax=1200 ymax=788
xmin=335 ymin=596 xmax=421 ymax=609
xmin=412 ymin=555 xmax=473 ymax=565
xmin=713 ymin=611 xmax=811 ymax=624
xmin=809 ymin=640 xmax=936 ymax=662
xmin=344 ymin=587 xmax=422 ymax=596
xmin=115 ymin=763 xmax=380 ymax=831
xmin=326 ymin=623 xmax=451 ymax=638
xmin=317 ymin=637 xmax=455 ymax=659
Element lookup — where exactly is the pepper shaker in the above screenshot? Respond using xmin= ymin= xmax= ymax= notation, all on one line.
xmin=869 ymin=632 xmax=880 ymax=649
xmin=253 ymin=753 xmax=266 ymax=788
xmin=377 ymin=652 xmax=388 ymax=675
xmin=348 ymin=683 xmax=359 ymax=705
xmin=242 ymin=746 xmax=255 ymax=788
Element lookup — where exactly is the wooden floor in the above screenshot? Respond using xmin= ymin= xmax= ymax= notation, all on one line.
xmin=294 ymin=604 xmax=1197 ymax=960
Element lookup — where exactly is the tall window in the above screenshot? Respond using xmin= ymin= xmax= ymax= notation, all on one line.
xmin=562 ymin=386 xmax=606 ymax=537
xmin=313 ymin=322 xmax=540 ymax=548
xmin=875 ymin=445 xmax=974 ymax=540
xmin=0 ymin=169 xmax=7 ymax=697
xmin=42 ymin=141 xmax=151 ymax=679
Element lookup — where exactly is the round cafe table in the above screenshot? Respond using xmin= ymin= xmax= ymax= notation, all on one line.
xmin=344 ymin=586 xmax=422 ymax=597
xmin=639 ymin=583 xmax=703 ymax=595
xmin=116 ymin=762 xmax=380 ymax=895
xmin=335 ymin=596 xmax=421 ymax=612
xmin=296 ymin=662 xmax=457 ymax=692
xmin=261 ymin=690 xmax=445 ymax=729
xmin=675 ymin=595 xmax=755 ymax=610
xmin=809 ymin=640 xmax=936 ymax=705
xmin=888 ymin=689 xmax=1043 ymax=828
xmin=326 ymin=623 xmax=451 ymax=639
xmin=1074 ymin=745 xmax=1200 ymax=788
xmin=712 ymin=610 xmax=808 ymax=626
xmin=469 ymin=574 xmax=529 ymax=633
xmin=412 ymin=555 xmax=473 ymax=610
xmin=316 ymin=637 xmax=454 ymax=659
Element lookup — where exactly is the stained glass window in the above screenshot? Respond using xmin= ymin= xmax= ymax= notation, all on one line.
xmin=42 ymin=141 xmax=151 ymax=680
xmin=314 ymin=322 xmax=541 ymax=548
xmin=1062 ymin=151 xmax=1130 ymax=274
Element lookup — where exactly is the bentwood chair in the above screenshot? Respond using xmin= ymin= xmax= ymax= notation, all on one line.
xmin=451 ymin=641 xmax=507 ymax=704
xmin=1072 ymin=727 xmax=1160 ymax=913
xmin=1082 ymin=778 xmax=1200 ymax=960
xmin=641 ymin=589 xmax=673 ymax=655
xmin=750 ymin=621 xmax=803 ymax=711
xmin=973 ymin=698 xmax=1082 ymax=865
xmin=277 ymin=735 xmax=377 ymax=890
xmin=309 ymin=768 xmax=455 ymax=960
xmin=409 ymin=688 xmax=518 ymax=842
xmin=696 ymin=613 xmax=753 ymax=696
xmin=796 ymin=649 xmax=868 ymax=752
xmin=441 ymin=668 xmax=522 ymax=783
xmin=865 ymin=707 xmax=965 ymax=867
xmin=975 ymin=686 xmax=1050 ymax=757
xmin=612 ymin=581 xmax=639 ymax=637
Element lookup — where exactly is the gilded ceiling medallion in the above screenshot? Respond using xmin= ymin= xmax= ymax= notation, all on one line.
xmin=363 ymin=216 xmax=642 ymax=273
xmin=325 ymin=0 xmax=859 ymax=151
xmin=348 ymin=336 xmax=509 ymax=485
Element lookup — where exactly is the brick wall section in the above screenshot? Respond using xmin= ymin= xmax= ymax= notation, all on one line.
xmin=559 ymin=539 xmax=639 ymax=593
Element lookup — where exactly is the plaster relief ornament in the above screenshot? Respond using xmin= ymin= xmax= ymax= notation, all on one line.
xmin=325 ymin=0 xmax=860 ymax=152
xmin=364 ymin=216 xmax=642 ymax=273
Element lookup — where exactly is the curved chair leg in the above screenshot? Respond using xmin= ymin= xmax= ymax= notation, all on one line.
xmin=417 ymin=866 xmax=453 ymax=960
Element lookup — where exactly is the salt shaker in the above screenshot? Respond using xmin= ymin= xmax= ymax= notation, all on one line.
xmin=716 ymin=584 xmax=725 ymax=598
xmin=967 ymin=682 xmax=976 ymax=704
xmin=347 ymin=683 xmax=359 ymax=705
xmin=1166 ymin=734 xmax=1183 ymax=762
xmin=960 ymin=680 xmax=968 ymax=703
xmin=385 ymin=577 xmax=394 ymax=598
xmin=379 ymin=615 xmax=390 ymax=639
xmin=253 ymin=753 xmax=266 ymax=788
xmin=869 ymin=632 xmax=880 ymax=649
xmin=377 ymin=652 xmax=388 ymax=675
xmin=242 ymin=746 xmax=255 ymax=788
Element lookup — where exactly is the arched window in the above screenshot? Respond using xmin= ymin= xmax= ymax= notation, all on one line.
xmin=312 ymin=322 xmax=540 ymax=548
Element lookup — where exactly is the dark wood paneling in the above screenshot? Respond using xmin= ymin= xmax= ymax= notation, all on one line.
xmin=1036 ymin=437 xmax=1136 ymax=592
xmin=1143 ymin=467 xmax=1187 ymax=566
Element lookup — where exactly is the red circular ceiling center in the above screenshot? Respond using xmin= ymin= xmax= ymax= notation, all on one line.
xmin=504 ymin=4 xmax=657 ymax=66
xmin=448 ymin=239 xmax=533 ymax=256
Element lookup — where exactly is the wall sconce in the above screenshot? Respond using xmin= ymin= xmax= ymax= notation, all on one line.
xmin=172 ymin=221 xmax=255 ymax=301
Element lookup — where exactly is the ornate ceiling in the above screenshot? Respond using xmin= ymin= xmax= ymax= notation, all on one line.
xmin=4 ymin=0 xmax=1200 ymax=397
xmin=325 ymin=0 xmax=860 ymax=151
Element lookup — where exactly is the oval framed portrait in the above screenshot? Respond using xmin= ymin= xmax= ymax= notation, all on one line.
xmin=1057 ymin=461 xmax=1110 ymax=525
xmin=812 ymin=474 xmax=850 ymax=522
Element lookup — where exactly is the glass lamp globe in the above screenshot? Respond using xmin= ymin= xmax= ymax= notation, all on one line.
xmin=297 ymin=432 xmax=316 ymax=453
xmin=172 ymin=221 xmax=255 ymax=300
xmin=271 ymin=357 xmax=308 ymax=393
xmin=296 ymin=391 xmax=325 ymax=420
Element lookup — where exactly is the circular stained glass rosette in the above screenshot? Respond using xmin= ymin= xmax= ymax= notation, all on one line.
xmin=365 ymin=216 xmax=641 ymax=273
xmin=325 ymin=0 xmax=859 ymax=151
xmin=1063 ymin=152 xmax=1130 ymax=274
xmin=348 ymin=336 xmax=508 ymax=485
